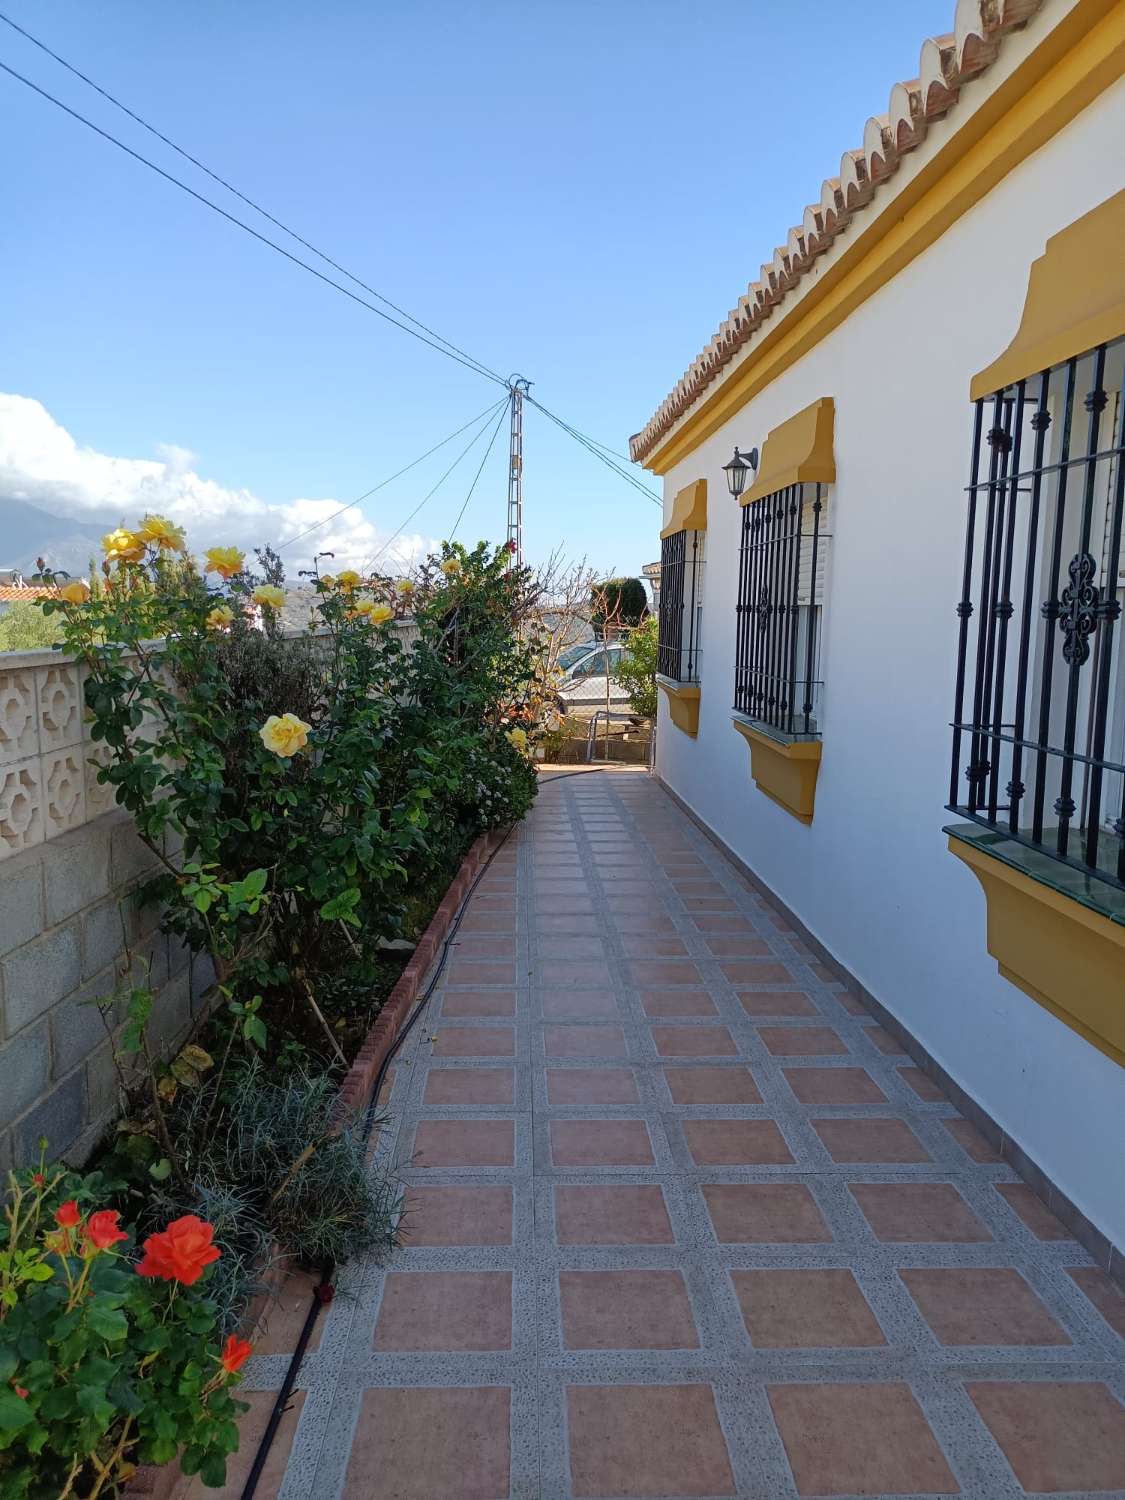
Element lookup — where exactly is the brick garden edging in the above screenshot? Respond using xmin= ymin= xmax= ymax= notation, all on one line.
xmin=331 ymin=826 xmax=506 ymax=1123
xmin=125 ymin=826 xmax=506 ymax=1498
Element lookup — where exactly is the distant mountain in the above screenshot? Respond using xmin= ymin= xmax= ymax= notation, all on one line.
xmin=0 ymin=498 xmax=108 ymax=576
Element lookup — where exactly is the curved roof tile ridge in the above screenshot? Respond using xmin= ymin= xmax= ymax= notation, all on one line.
xmin=629 ymin=0 xmax=1043 ymax=464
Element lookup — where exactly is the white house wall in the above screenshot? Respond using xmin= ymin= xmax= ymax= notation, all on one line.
xmin=655 ymin=77 xmax=1125 ymax=1251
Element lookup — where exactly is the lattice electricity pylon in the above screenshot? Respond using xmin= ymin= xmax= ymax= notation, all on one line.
xmin=506 ymin=376 xmax=532 ymax=568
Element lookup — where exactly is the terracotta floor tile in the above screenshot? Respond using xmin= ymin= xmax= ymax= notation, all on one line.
xmin=652 ymin=1024 xmax=737 ymax=1057
xmin=704 ymin=934 xmax=771 ymax=956
xmin=404 ymin=1186 xmax=513 ymax=1246
xmin=423 ymin=1067 xmax=515 ymax=1107
xmin=850 ymin=1183 xmax=992 ymax=1242
xmin=458 ymin=911 xmax=516 ymax=934
xmin=550 ymin=1118 xmax=654 ymax=1166
xmin=681 ymin=895 xmax=737 ymax=911
xmin=611 ymin=913 xmax=671 ymax=933
xmin=833 ymin=990 xmax=870 ymax=1017
xmin=544 ymin=1024 xmax=627 ymax=1057
xmin=541 ymin=988 xmax=620 ymax=1020
xmin=629 ymin=960 xmax=702 ymax=986
xmin=555 ymin=1185 xmax=675 ymax=1245
xmin=454 ymin=934 xmax=516 ymax=958
xmin=534 ymin=898 xmax=594 ymax=915
xmin=900 ymin=1066 xmax=946 ymax=1102
xmin=536 ymin=960 xmax=613 ymax=987
xmin=720 ymin=960 xmax=795 ymax=986
xmin=249 ymin=1269 xmax=325 ymax=1355
xmin=373 ymin=1270 xmax=512 ymax=1350
xmin=967 ymin=1380 xmax=1125 ymax=1492
xmin=669 ymin=877 xmax=725 ymax=893
xmin=995 ymin=1182 xmax=1074 ymax=1240
xmin=1067 ymin=1266 xmax=1125 ymax=1338
xmin=813 ymin=1117 xmax=931 ymax=1163
xmin=547 ymin=1066 xmax=639 ymax=1105
xmin=440 ymin=988 xmax=517 ymax=1018
xmin=176 ymin=1389 xmax=305 ymax=1499
xmin=733 ymin=1269 xmax=886 ymax=1348
xmin=446 ymin=959 xmax=516 ymax=986
xmin=942 ymin=1117 xmax=1001 ymax=1162
xmin=641 ymin=989 xmax=718 ymax=1017
xmin=432 ymin=1026 xmax=515 ymax=1057
xmin=703 ymin=1183 xmax=832 ymax=1243
xmin=738 ymin=989 xmax=818 ymax=1017
xmin=412 ymin=1119 xmax=514 ymax=1167
xmin=536 ymin=878 xmax=592 ymax=895
xmin=767 ymin=1383 xmax=959 ymax=1496
xmin=537 ymin=935 xmax=607 ymax=959
xmin=343 ymin=1387 xmax=509 ymax=1499
xmin=691 ymin=912 xmax=757 ymax=932
xmin=783 ymin=1066 xmax=888 ymax=1105
xmin=865 ymin=1023 xmax=907 ymax=1055
xmin=664 ymin=1065 xmax=762 ymax=1105
xmin=759 ymin=1025 xmax=848 ymax=1056
xmin=684 ymin=1118 xmax=793 ymax=1165
xmin=620 ymin=933 xmax=689 ymax=958
xmin=566 ymin=1384 xmax=735 ymax=1498
xmin=900 ymin=1268 xmax=1070 ymax=1346
xmin=536 ymin=913 xmax=601 ymax=934
xmin=560 ymin=1269 xmax=700 ymax=1349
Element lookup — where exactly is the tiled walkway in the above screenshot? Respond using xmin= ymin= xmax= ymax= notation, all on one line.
xmin=232 ymin=769 xmax=1125 ymax=1499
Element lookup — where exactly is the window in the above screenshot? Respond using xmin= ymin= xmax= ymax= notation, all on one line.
xmin=734 ymin=482 xmax=826 ymax=737
xmin=949 ymin=335 xmax=1125 ymax=892
xmin=657 ymin=528 xmax=704 ymax=684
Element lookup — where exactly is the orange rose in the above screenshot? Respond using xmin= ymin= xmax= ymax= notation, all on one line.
xmin=84 ymin=1209 xmax=128 ymax=1252
xmin=220 ymin=1334 xmax=253 ymax=1375
xmin=136 ymin=1215 xmax=221 ymax=1286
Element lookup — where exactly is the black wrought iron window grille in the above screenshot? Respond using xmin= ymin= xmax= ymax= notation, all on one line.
xmin=734 ymin=483 xmax=827 ymax=737
xmin=949 ymin=336 xmax=1125 ymax=892
xmin=657 ymin=528 xmax=704 ymax=684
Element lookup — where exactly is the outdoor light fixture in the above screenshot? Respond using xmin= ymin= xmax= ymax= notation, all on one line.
xmin=722 ymin=445 xmax=759 ymax=500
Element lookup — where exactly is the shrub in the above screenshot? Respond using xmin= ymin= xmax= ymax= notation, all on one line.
xmin=0 ymin=1159 xmax=248 ymax=1498
xmin=0 ymin=601 xmax=62 ymax=653
xmin=615 ymin=615 xmax=658 ymax=719
xmin=590 ymin=576 xmax=647 ymax=631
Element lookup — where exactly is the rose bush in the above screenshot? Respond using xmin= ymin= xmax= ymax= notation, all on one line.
xmin=0 ymin=1157 xmax=248 ymax=1498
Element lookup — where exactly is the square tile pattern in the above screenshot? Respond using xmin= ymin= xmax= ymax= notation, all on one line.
xmin=253 ymin=773 xmax=1125 ymax=1499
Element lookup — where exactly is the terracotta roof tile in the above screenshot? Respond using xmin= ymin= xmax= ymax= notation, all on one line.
xmin=629 ymin=0 xmax=1043 ymax=465
xmin=0 ymin=586 xmax=51 ymax=602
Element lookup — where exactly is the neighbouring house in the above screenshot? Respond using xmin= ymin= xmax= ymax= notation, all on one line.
xmin=642 ymin=559 xmax=661 ymax=612
xmin=633 ymin=0 xmax=1125 ymax=1268
xmin=0 ymin=583 xmax=51 ymax=617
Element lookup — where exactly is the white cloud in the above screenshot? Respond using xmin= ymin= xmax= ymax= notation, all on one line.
xmin=0 ymin=394 xmax=436 ymax=575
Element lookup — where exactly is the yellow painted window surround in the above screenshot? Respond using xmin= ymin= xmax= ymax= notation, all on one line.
xmin=660 ymin=478 xmax=707 ymax=539
xmin=742 ymin=397 xmax=836 ymax=506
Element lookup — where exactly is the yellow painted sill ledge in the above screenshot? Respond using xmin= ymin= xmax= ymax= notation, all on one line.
xmin=656 ymin=676 xmax=700 ymax=737
xmin=946 ymin=825 xmax=1125 ymax=1068
xmin=732 ymin=716 xmax=822 ymax=825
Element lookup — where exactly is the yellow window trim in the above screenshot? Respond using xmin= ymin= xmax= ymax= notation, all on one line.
xmin=948 ymin=835 xmax=1125 ymax=1068
xmin=731 ymin=718 xmax=822 ymax=824
xmin=742 ymin=398 xmax=835 ymax=507
xmin=656 ymin=676 xmax=701 ymax=737
xmin=971 ymin=187 xmax=1125 ymax=399
xmin=642 ymin=0 xmax=1125 ymax=475
xmin=659 ymin=478 xmax=707 ymax=540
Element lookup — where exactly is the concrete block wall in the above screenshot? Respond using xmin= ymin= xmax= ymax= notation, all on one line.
xmin=0 ymin=809 xmax=214 ymax=1172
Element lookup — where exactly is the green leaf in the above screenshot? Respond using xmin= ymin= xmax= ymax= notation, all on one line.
xmin=243 ymin=1015 xmax=267 ymax=1050
xmin=199 ymin=1452 xmax=229 ymax=1489
xmin=148 ymin=1157 xmax=172 ymax=1182
xmin=0 ymin=1349 xmax=16 ymax=1384
xmin=86 ymin=1300 xmax=128 ymax=1342
xmin=193 ymin=888 xmax=214 ymax=913
xmin=0 ymin=1390 xmax=34 ymax=1432
xmin=241 ymin=867 xmax=268 ymax=897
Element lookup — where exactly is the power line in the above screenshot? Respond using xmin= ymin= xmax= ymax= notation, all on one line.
xmin=0 ymin=56 xmax=508 ymax=389
xmin=276 ymin=397 xmax=509 ymax=553
xmin=526 ymin=395 xmax=662 ymax=505
xmin=366 ymin=405 xmax=508 ymax=570
xmin=0 ymin=10 xmax=508 ymax=389
xmin=449 ymin=396 xmax=511 ymax=540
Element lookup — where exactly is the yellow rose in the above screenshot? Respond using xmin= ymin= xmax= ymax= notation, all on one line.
xmin=258 ymin=712 xmax=312 ymax=758
xmin=205 ymin=605 xmax=235 ymax=630
xmin=506 ymin=727 xmax=528 ymax=751
xmin=102 ymin=527 xmax=147 ymax=564
xmin=395 ymin=578 xmax=415 ymax=594
xmin=138 ymin=513 xmax=186 ymax=551
xmin=367 ymin=603 xmax=393 ymax=624
xmin=336 ymin=569 xmax=361 ymax=592
xmin=204 ymin=546 xmax=246 ymax=580
xmin=440 ymin=557 xmax=461 ymax=576
xmin=318 ymin=574 xmax=335 ymax=589
xmin=57 ymin=579 xmax=91 ymax=605
xmin=252 ymin=585 xmax=286 ymax=610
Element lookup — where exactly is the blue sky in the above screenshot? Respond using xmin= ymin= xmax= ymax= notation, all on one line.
xmin=1 ymin=0 xmax=948 ymax=577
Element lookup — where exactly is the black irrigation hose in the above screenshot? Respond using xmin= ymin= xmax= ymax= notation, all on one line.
xmin=239 ymin=767 xmax=602 ymax=1499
